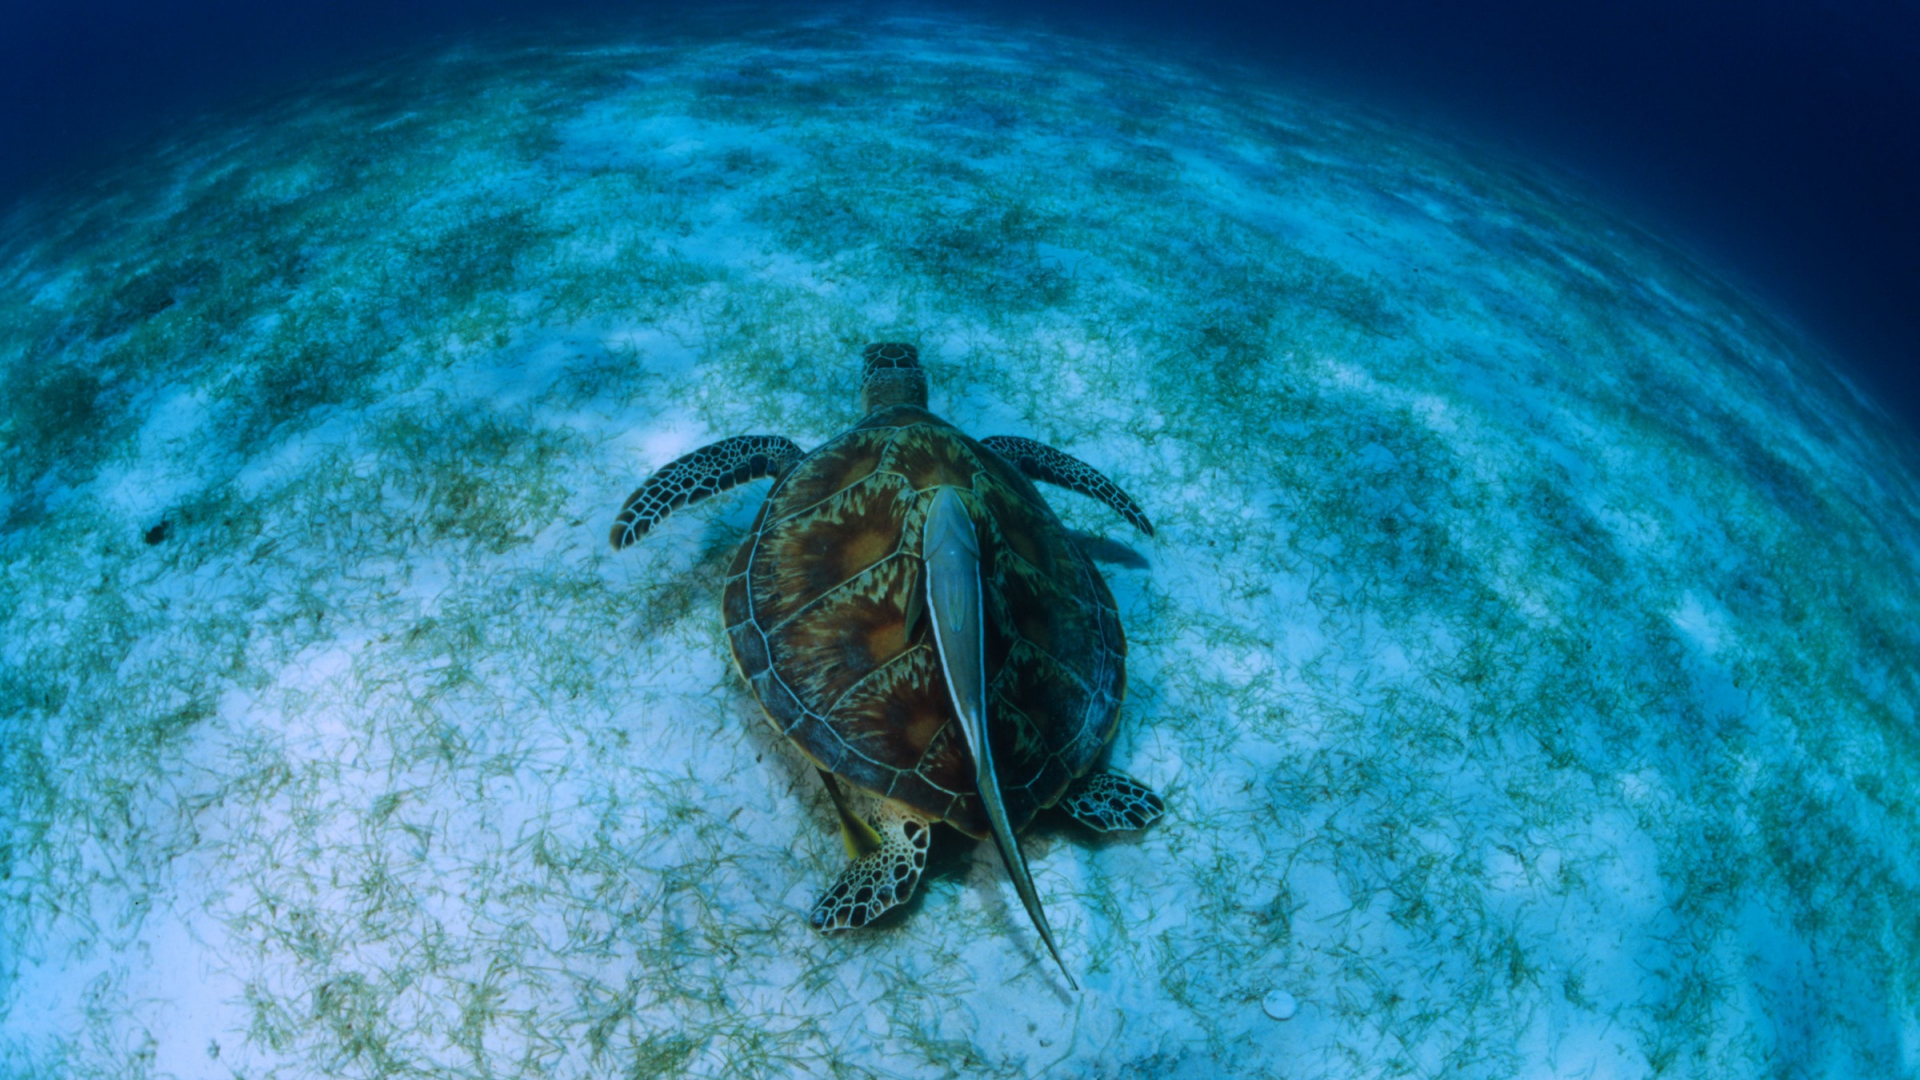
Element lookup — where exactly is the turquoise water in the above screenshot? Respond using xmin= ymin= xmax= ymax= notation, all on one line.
xmin=2 ymin=13 xmax=1916 ymax=1079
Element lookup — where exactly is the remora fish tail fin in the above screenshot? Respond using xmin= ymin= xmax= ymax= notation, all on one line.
xmin=921 ymin=487 xmax=1077 ymax=990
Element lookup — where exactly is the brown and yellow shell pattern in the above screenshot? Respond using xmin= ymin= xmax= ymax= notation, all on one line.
xmin=722 ymin=403 xmax=1126 ymax=838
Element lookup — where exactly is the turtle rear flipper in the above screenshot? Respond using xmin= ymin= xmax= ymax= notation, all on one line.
xmin=1060 ymin=771 xmax=1166 ymax=832
xmin=980 ymin=435 xmax=1154 ymax=537
xmin=809 ymin=803 xmax=930 ymax=931
xmin=610 ymin=435 xmax=804 ymax=548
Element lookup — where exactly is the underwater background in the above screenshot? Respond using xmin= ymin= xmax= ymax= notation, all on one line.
xmin=2 ymin=2 xmax=1918 ymax=1078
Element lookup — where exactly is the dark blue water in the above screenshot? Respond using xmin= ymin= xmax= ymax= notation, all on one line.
xmin=4 ymin=0 xmax=1917 ymax=433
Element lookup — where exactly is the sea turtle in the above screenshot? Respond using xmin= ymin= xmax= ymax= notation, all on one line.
xmin=610 ymin=342 xmax=1165 ymax=987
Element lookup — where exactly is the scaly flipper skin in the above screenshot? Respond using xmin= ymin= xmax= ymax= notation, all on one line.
xmin=1060 ymin=771 xmax=1166 ymax=832
xmin=810 ymin=802 xmax=931 ymax=931
xmin=980 ymin=435 xmax=1155 ymax=537
xmin=610 ymin=435 xmax=804 ymax=548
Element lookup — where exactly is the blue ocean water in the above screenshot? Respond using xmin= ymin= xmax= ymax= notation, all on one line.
xmin=1 ymin=4 xmax=1917 ymax=1079
xmin=5 ymin=0 xmax=1918 ymax=433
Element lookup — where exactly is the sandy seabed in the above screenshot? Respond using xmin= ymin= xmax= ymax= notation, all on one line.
xmin=2 ymin=10 xmax=1917 ymax=1079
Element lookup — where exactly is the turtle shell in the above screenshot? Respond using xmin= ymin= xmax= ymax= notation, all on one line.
xmin=722 ymin=404 xmax=1126 ymax=838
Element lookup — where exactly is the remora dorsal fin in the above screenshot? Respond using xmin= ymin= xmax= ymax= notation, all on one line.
xmin=921 ymin=487 xmax=1077 ymax=990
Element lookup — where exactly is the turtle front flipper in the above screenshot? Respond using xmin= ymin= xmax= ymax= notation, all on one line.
xmin=610 ymin=435 xmax=804 ymax=548
xmin=924 ymin=487 xmax=1078 ymax=990
xmin=1060 ymin=770 xmax=1166 ymax=832
xmin=809 ymin=802 xmax=931 ymax=931
xmin=980 ymin=435 xmax=1154 ymax=537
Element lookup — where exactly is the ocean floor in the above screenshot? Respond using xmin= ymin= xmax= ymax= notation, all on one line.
xmin=2 ymin=11 xmax=1917 ymax=1079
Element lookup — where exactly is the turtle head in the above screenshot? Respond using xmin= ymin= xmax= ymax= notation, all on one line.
xmin=860 ymin=341 xmax=928 ymax=414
